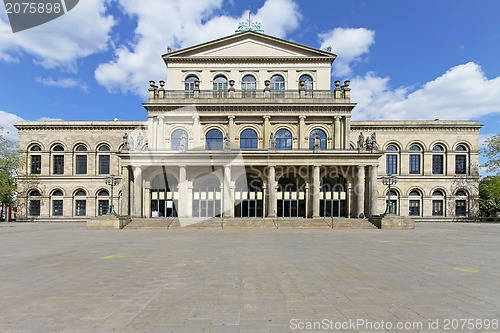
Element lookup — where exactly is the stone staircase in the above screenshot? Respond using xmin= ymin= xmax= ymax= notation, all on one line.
xmin=124 ymin=218 xmax=378 ymax=230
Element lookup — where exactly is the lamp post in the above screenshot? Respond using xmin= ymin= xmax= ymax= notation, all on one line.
xmin=381 ymin=174 xmax=398 ymax=215
xmin=105 ymin=174 xmax=122 ymax=215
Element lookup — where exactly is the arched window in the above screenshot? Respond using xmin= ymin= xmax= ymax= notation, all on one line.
xmin=30 ymin=145 xmax=41 ymax=151
xmin=97 ymin=145 xmax=110 ymax=175
xmin=213 ymin=75 xmax=228 ymax=90
xmin=409 ymin=145 xmax=422 ymax=174
xmin=385 ymin=189 xmax=399 ymax=215
xmin=185 ymin=75 xmax=198 ymax=91
xmin=98 ymin=190 xmax=110 ymax=216
xmin=432 ymin=145 xmax=445 ymax=174
xmin=455 ymin=190 xmax=467 ymax=217
xmin=29 ymin=190 xmax=41 ymax=216
xmin=240 ymin=129 xmax=258 ymax=149
xmin=75 ymin=145 xmax=87 ymax=175
xmin=98 ymin=145 xmax=110 ymax=151
xmin=309 ymin=129 xmax=327 ymax=150
xmin=409 ymin=190 xmax=421 ymax=216
xmin=51 ymin=190 xmax=63 ymax=216
xmin=455 ymin=144 xmax=468 ymax=175
xmin=74 ymin=190 xmax=87 ymax=216
xmin=241 ymin=75 xmax=256 ymax=90
xmin=270 ymin=75 xmax=285 ymax=90
xmin=386 ymin=145 xmax=399 ymax=175
xmin=205 ymin=129 xmax=223 ymax=150
xmin=52 ymin=145 xmax=64 ymax=175
xmin=30 ymin=145 xmax=42 ymax=175
xmin=432 ymin=189 xmax=445 ymax=216
xmin=275 ymin=129 xmax=292 ymax=150
xmin=171 ymin=129 xmax=189 ymax=150
xmin=299 ymin=74 xmax=313 ymax=90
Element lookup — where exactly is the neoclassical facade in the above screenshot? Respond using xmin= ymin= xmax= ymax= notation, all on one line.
xmin=16 ymin=30 xmax=481 ymax=223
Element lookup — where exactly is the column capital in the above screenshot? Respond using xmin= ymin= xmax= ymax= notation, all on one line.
xmin=227 ymin=115 xmax=235 ymax=120
xmin=299 ymin=115 xmax=306 ymax=120
xmin=192 ymin=115 xmax=200 ymax=121
xmin=263 ymin=115 xmax=271 ymax=120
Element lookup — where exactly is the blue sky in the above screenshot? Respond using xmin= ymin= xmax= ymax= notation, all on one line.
xmin=0 ymin=0 xmax=499 ymax=170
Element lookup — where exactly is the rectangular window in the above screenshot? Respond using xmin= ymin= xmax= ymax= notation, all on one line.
xmin=31 ymin=155 xmax=41 ymax=174
xmin=432 ymin=155 xmax=444 ymax=174
xmin=98 ymin=155 xmax=110 ymax=174
xmin=409 ymin=154 xmax=421 ymax=174
xmin=98 ymin=200 xmax=109 ymax=216
xmin=53 ymin=155 xmax=64 ymax=174
xmin=75 ymin=200 xmax=86 ymax=216
xmin=386 ymin=155 xmax=397 ymax=174
xmin=29 ymin=200 xmax=40 ymax=216
xmin=455 ymin=155 xmax=466 ymax=174
xmin=409 ymin=200 xmax=420 ymax=216
xmin=53 ymin=200 xmax=63 ymax=216
xmin=456 ymin=200 xmax=467 ymax=216
xmin=432 ymin=200 xmax=443 ymax=216
xmin=75 ymin=155 xmax=87 ymax=174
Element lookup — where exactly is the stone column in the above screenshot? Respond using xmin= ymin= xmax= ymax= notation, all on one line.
xmin=334 ymin=116 xmax=341 ymax=149
xmin=224 ymin=165 xmax=233 ymax=217
xmin=312 ymin=165 xmax=320 ymax=218
xmin=267 ymin=166 xmax=276 ymax=217
xmin=263 ymin=115 xmax=271 ymax=148
xmin=356 ymin=165 xmax=365 ymax=218
xmin=228 ymin=116 xmax=235 ymax=144
xmin=369 ymin=165 xmax=378 ymax=216
xmin=344 ymin=116 xmax=351 ymax=149
xmin=178 ymin=165 xmax=187 ymax=218
xmin=121 ymin=166 xmax=130 ymax=216
xmin=144 ymin=181 xmax=151 ymax=218
xmin=158 ymin=116 xmax=165 ymax=149
xmin=299 ymin=115 xmax=306 ymax=149
xmin=192 ymin=116 xmax=200 ymax=149
xmin=133 ymin=166 xmax=142 ymax=217
xmin=187 ymin=183 xmax=193 ymax=218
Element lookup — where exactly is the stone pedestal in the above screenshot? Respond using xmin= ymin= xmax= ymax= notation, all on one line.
xmin=87 ymin=216 xmax=131 ymax=230
xmin=368 ymin=215 xmax=414 ymax=229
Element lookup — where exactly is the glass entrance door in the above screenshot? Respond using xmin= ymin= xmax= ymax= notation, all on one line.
xmin=151 ymin=190 xmax=178 ymax=218
xmin=277 ymin=174 xmax=306 ymax=218
xmin=193 ymin=187 xmax=221 ymax=218
xmin=320 ymin=174 xmax=347 ymax=218
xmin=235 ymin=189 xmax=263 ymax=218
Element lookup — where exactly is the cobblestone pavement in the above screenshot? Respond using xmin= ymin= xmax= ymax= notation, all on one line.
xmin=0 ymin=222 xmax=499 ymax=333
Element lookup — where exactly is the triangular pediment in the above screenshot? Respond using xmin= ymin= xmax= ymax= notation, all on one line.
xmin=163 ymin=31 xmax=336 ymax=60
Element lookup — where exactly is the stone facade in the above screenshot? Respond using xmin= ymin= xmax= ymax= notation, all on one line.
xmin=15 ymin=31 xmax=481 ymax=222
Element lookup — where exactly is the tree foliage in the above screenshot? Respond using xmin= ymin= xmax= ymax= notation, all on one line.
xmin=479 ymin=176 xmax=500 ymax=217
xmin=0 ymin=130 xmax=25 ymax=219
xmin=482 ymin=133 xmax=500 ymax=175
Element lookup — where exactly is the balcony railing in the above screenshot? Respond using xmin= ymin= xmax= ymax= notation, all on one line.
xmin=147 ymin=80 xmax=352 ymax=102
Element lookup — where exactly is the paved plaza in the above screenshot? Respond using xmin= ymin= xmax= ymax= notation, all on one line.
xmin=0 ymin=223 xmax=499 ymax=333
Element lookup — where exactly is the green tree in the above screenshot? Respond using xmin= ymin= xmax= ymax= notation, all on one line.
xmin=0 ymin=131 xmax=24 ymax=221
xmin=482 ymin=133 xmax=500 ymax=175
xmin=480 ymin=134 xmax=500 ymax=218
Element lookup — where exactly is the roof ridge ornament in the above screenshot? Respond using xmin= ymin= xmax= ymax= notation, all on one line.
xmin=235 ymin=8 xmax=264 ymax=33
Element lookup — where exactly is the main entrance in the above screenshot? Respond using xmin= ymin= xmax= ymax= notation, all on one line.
xmin=320 ymin=174 xmax=347 ymax=218
xmin=150 ymin=173 xmax=178 ymax=218
xmin=234 ymin=173 xmax=263 ymax=218
xmin=277 ymin=174 xmax=306 ymax=218
xmin=193 ymin=174 xmax=221 ymax=218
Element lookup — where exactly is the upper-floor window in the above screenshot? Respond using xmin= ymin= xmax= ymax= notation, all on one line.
xmin=185 ymin=75 xmax=198 ymax=91
xmin=29 ymin=145 xmax=42 ymax=174
xmin=299 ymin=75 xmax=313 ymax=90
xmin=432 ymin=144 xmax=445 ymax=174
xmin=270 ymin=75 xmax=285 ymax=90
xmin=242 ymin=75 xmax=256 ymax=90
xmin=455 ymin=144 xmax=468 ymax=174
xmin=98 ymin=144 xmax=111 ymax=174
xmin=52 ymin=145 xmax=64 ymax=175
xmin=206 ymin=129 xmax=223 ymax=150
xmin=75 ymin=144 xmax=87 ymax=175
xmin=171 ymin=129 xmax=189 ymax=151
xmin=213 ymin=75 xmax=228 ymax=90
xmin=240 ymin=129 xmax=258 ymax=149
xmin=309 ymin=129 xmax=327 ymax=150
xmin=275 ymin=129 xmax=292 ymax=150
xmin=386 ymin=145 xmax=398 ymax=174
xmin=409 ymin=145 xmax=421 ymax=174
xmin=30 ymin=145 xmax=41 ymax=151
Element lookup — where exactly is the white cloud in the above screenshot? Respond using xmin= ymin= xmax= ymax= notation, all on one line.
xmin=94 ymin=0 xmax=301 ymax=98
xmin=0 ymin=110 xmax=24 ymax=142
xmin=319 ymin=27 xmax=375 ymax=77
xmin=0 ymin=0 xmax=114 ymax=70
xmin=350 ymin=62 xmax=500 ymax=120
xmin=35 ymin=77 xmax=89 ymax=92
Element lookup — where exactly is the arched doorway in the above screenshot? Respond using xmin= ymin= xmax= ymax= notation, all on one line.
xmin=193 ymin=174 xmax=221 ymax=218
xmin=320 ymin=174 xmax=347 ymax=217
xmin=150 ymin=173 xmax=178 ymax=218
xmin=234 ymin=173 xmax=263 ymax=218
xmin=277 ymin=174 xmax=306 ymax=218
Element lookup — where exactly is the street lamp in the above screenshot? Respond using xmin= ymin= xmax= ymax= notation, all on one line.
xmin=381 ymin=174 xmax=398 ymax=215
xmin=105 ymin=174 xmax=122 ymax=215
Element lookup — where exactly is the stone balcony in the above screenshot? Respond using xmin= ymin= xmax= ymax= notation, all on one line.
xmin=146 ymin=80 xmax=352 ymax=104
